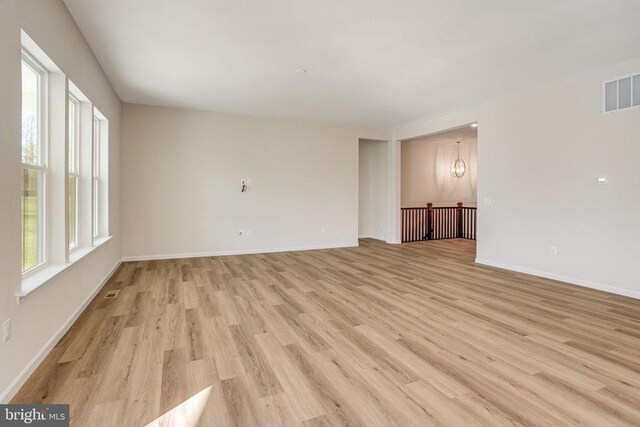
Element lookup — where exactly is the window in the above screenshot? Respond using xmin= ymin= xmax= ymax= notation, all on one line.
xmin=19 ymin=31 xmax=112 ymax=298
xmin=92 ymin=115 xmax=100 ymax=238
xmin=68 ymin=94 xmax=80 ymax=249
xmin=15 ymin=31 xmax=110 ymax=300
xmin=21 ymin=51 xmax=47 ymax=273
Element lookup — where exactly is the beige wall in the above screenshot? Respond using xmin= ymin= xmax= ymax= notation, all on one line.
xmin=0 ymin=0 xmax=122 ymax=402
xmin=122 ymin=104 xmax=390 ymax=259
xmin=358 ymin=140 xmax=388 ymax=240
xmin=394 ymin=57 xmax=640 ymax=297
xmin=401 ymin=137 xmax=477 ymax=207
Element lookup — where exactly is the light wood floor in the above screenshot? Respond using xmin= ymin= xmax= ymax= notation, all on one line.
xmin=13 ymin=239 xmax=640 ymax=426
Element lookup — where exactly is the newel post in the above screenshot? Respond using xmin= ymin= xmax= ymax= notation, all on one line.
xmin=456 ymin=202 xmax=463 ymax=238
xmin=426 ymin=203 xmax=434 ymax=240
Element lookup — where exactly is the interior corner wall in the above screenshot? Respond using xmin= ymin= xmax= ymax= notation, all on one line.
xmin=401 ymin=138 xmax=477 ymax=207
xmin=358 ymin=140 xmax=388 ymax=240
xmin=394 ymin=57 xmax=640 ymax=298
xmin=122 ymin=103 xmax=390 ymax=259
xmin=0 ymin=0 xmax=122 ymax=402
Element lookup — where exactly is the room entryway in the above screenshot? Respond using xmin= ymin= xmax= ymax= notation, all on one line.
xmin=400 ymin=124 xmax=477 ymax=247
xmin=358 ymin=139 xmax=389 ymax=241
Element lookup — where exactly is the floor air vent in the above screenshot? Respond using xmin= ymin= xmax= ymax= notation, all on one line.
xmin=104 ymin=289 xmax=120 ymax=299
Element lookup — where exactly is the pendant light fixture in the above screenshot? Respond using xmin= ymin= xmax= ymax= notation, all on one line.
xmin=452 ymin=141 xmax=466 ymax=178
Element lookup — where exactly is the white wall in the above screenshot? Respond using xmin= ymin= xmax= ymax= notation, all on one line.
xmin=358 ymin=140 xmax=388 ymax=240
xmin=401 ymin=138 xmax=477 ymax=207
xmin=393 ymin=57 xmax=640 ymax=298
xmin=0 ymin=0 xmax=122 ymax=402
xmin=122 ymin=104 xmax=389 ymax=259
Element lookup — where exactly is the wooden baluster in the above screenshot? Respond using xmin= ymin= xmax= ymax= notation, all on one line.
xmin=473 ymin=208 xmax=477 ymax=240
xmin=450 ymin=208 xmax=454 ymax=238
xmin=466 ymin=209 xmax=469 ymax=239
xmin=443 ymin=209 xmax=446 ymax=239
xmin=446 ymin=209 xmax=449 ymax=238
xmin=412 ymin=209 xmax=416 ymax=242
xmin=456 ymin=202 xmax=463 ymax=238
xmin=402 ymin=210 xmax=405 ymax=242
xmin=447 ymin=208 xmax=450 ymax=238
xmin=409 ymin=209 xmax=413 ymax=242
xmin=409 ymin=209 xmax=415 ymax=242
xmin=426 ymin=203 xmax=433 ymax=240
xmin=406 ymin=209 xmax=410 ymax=242
xmin=463 ymin=208 xmax=467 ymax=239
xmin=445 ymin=209 xmax=448 ymax=238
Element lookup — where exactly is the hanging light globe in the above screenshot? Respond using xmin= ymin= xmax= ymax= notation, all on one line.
xmin=452 ymin=141 xmax=466 ymax=178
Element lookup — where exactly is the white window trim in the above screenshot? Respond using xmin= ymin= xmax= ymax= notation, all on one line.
xmin=21 ymin=49 xmax=49 ymax=277
xmin=92 ymin=110 xmax=108 ymax=243
xmin=17 ymin=235 xmax=113 ymax=303
xmin=19 ymin=33 xmax=114 ymax=301
xmin=92 ymin=115 xmax=100 ymax=239
xmin=68 ymin=93 xmax=80 ymax=251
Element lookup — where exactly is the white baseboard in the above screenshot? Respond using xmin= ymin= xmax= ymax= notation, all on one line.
xmin=122 ymin=242 xmax=358 ymax=262
xmin=0 ymin=260 xmax=122 ymax=404
xmin=475 ymin=258 xmax=640 ymax=300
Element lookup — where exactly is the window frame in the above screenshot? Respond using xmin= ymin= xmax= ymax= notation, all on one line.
xmin=18 ymin=30 xmax=114 ymax=301
xmin=68 ymin=93 xmax=80 ymax=250
xmin=92 ymin=115 xmax=100 ymax=239
xmin=21 ymin=49 xmax=48 ymax=276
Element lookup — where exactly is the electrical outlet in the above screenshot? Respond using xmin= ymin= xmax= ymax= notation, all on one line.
xmin=483 ymin=197 xmax=492 ymax=206
xmin=321 ymin=227 xmax=327 ymax=233
xmin=246 ymin=229 xmax=252 ymax=236
xmin=238 ymin=230 xmax=245 ymax=236
xmin=3 ymin=319 xmax=10 ymax=343
xmin=550 ymin=246 xmax=558 ymax=256
xmin=240 ymin=179 xmax=247 ymax=186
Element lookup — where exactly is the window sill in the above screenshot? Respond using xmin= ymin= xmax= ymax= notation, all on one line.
xmin=17 ymin=236 xmax=113 ymax=304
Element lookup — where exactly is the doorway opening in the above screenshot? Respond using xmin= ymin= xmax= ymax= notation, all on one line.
xmin=400 ymin=124 xmax=477 ymax=246
xmin=358 ymin=139 xmax=389 ymax=242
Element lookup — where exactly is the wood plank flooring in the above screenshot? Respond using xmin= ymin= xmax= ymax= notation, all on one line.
xmin=12 ymin=239 xmax=640 ymax=426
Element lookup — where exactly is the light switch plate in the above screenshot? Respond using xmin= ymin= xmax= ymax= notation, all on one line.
xmin=483 ymin=197 xmax=492 ymax=206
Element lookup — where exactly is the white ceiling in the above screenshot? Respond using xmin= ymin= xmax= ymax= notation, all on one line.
xmin=63 ymin=0 xmax=640 ymax=126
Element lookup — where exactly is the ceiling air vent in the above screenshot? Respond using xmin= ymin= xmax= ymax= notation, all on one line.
xmin=604 ymin=73 xmax=640 ymax=113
